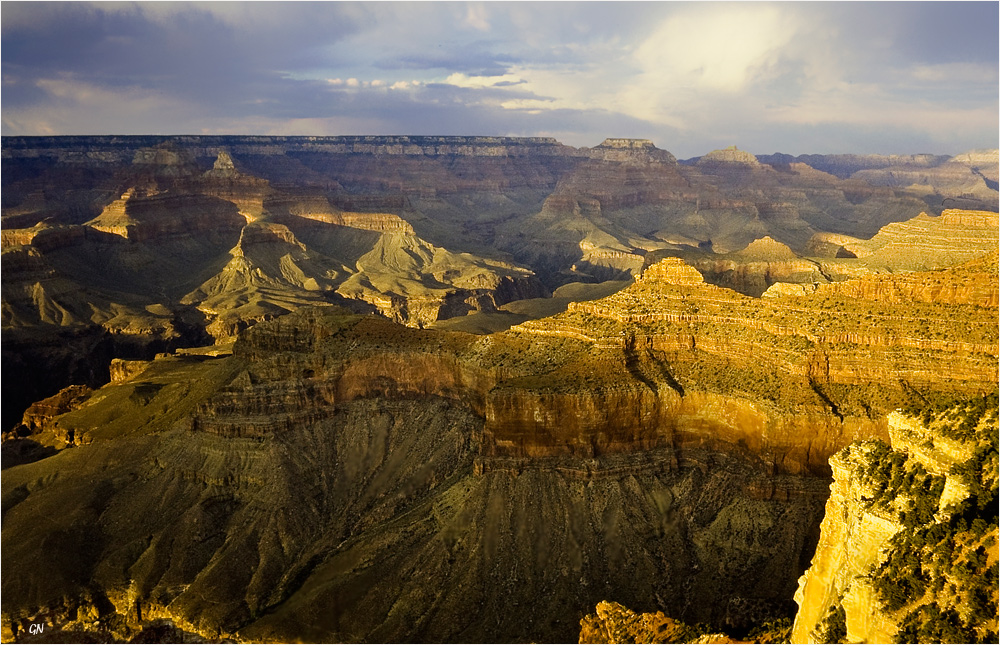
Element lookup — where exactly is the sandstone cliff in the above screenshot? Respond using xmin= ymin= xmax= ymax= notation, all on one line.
xmin=505 ymin=256 xmax=996 ymax=475
xmin=578 ymin=600 xmax=737 ymax=643
xmin=792 ymin=397 xmax=999 ymax=643
xmin=835 ymin=209 xmax=999 ymax=271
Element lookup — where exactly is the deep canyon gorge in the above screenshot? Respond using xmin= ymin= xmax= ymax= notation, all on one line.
xmin=1 ymin=136 xmax=997 ymax=643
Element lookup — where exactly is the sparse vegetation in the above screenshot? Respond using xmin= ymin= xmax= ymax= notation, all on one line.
xmin=818 ymin=603 xmax=847 ymax=643
xmin=860 ymin=398 xmax=1000 ymax=643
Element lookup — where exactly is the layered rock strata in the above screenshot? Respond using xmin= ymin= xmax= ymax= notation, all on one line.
xmin=1 ymin=307 xmax=830 ymax=643
xmin=831 ymin=209 xmax=1000 ymax=270
xmin=4 ymin=242 xmax=997 ymax=643
xmin=791 ymin=398 xmax=999 ymax=643
xmin=505 ymin=256 xmax=996 ymax=473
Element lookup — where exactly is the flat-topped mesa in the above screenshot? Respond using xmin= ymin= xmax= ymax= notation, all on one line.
xmin=844 ymin=209 xmax=999 ymax=269
xmin=295 ymin=135 xmax=571 ymax=158
xmin=636 ymin=257 xmax=705 ymax=285
xmin=819 ymin=253 xmax=1000 ymax=308
xmin=598 ymin=138 xmax=657 ymax=150
xmin=589 ymin=138 xmax=678 ymax=164
xmin=697 ymin=145 xmax=761 ymax=167
xmin=935 ymin=208 xmax=999 ymax=228
xmin=1 ymin=135 xmax=577 ymax=163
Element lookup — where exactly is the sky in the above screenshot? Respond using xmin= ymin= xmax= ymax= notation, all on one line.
xmin=2 ymin=1 xmax=997 ymax=157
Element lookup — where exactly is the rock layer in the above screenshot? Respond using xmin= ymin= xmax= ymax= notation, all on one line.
xmin=792 ymin=399 xmax=999 ymax=643
xmin=3 ymin=241 xmax=997 ymax=642
xmin=1 ymin=308 xmax=832 ymax=643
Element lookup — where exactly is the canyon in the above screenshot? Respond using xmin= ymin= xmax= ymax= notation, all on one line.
xmin=2 ymin=136 xmax=998 ymax=643
xmin=4 ymin=136 xmax=997 ymax=429
xmin=575 ymin=397 xmax=998 ymax=644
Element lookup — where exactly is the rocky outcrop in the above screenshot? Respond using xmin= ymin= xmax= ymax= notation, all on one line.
xmin=499 ymin=256 xmax=996 ymax=473
xmin=731 ymin=236 xmax=797 ymax=261
xmin=589 ymin=138 xmax=678 ymax=165
xmin=652 ymin=237 xmax=836 ymax=297
xmin=792 ymin=398 xmax=999 ymax=643
xmin=579 ymin=601 xmax=723 ymax=643
xmin=761 ymin=281 xmax=820 ymax=298
xmin=1 ymin=224 xmax=88 ymax=253
xmin=109 ymin=358 xmax=151 ymax=383
xmin=7 ymin=384 xmax=92 ymax=438
xmin=519 ymin=257 xmax=998 ymax=388
xmin=86 ymin=190 xmax=247 ymax=243
xmin=820 ymin=252 xmax=1000 ymax=308
xmin=198 ymin=150 xmax=272 ymax=221
xmin=841 ymin=209 xmax=999 ymax=270
xmin=638 ymin=257 xmax=706 ymax=285
xmin=697 ymin=146 xmax=761 ymax=168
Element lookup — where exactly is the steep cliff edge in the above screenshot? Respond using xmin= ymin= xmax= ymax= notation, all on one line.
xmin=506 ymin=256 xmax=997 ymax=473
xmin=792 ymin=396 xmax=999 ymax=643
xmin=576 ymin=396 xmax=998 ymax=644
xmin=1 ymin=308 xmax=830 ymax=643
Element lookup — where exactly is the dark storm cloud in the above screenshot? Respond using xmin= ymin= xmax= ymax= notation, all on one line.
xmin=2 ymin=2 xmax=366 ymax=100
xmin=833 ymin=1 xmax=1000 ymax=66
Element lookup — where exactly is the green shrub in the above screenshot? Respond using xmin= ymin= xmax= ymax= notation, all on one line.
xmin=819 ymin=604 xmax=846 ymax=644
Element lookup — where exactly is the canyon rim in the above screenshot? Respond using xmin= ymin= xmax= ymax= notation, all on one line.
xmin=2 ymin=1 xmax=999 ymax=643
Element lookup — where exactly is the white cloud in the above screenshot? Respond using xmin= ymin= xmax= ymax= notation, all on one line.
xmin=634 ymin=5 xmax=797 ymax=93
xmin=2 ymin=2 xmax=996 ymax=155
xmin=464 ymin=2 xmax=491 ymax=32
xmin=444 ymin=72 xmax=524 ymax=89
xmin=499 ymin=98 xmax=554 ymax=112
xmin=606 ymin=5 xmax=802 ymax=129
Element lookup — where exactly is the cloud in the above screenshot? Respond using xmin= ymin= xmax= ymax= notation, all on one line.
xmin=634 ymin=5 xmax=797 ymax=93
xmin=1 ymin=2 xmax=997 ymax=156
xmin=374 ymin=48 xmax=518 ymax=77
xmin=463 ymin=2 xmax=491 ymax=32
